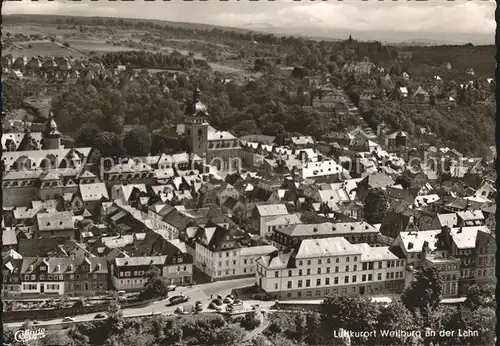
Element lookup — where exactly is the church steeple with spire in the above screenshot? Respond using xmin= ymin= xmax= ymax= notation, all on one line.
xmin=18 ymin=116 xmax=39 ymax=151
xmin=42 ymin=110 xmax=61 ymax=150
xmin=184 ymin=86 xmax=209 ymax=158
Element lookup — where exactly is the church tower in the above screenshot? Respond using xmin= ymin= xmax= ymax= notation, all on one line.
xmin=184 ymin=87 xmax=209 ymax=158
xmin=18 ymin=118 xmax=39 ymax=151
xmin=42 ymin=110 xmax=61 ymax=150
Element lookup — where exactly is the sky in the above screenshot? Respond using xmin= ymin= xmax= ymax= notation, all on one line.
xmin=3 ymin=0 xmax=495 ymax=44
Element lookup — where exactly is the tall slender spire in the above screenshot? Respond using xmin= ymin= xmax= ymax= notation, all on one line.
xmin=193 ymin=87 xmax=201 ymax=103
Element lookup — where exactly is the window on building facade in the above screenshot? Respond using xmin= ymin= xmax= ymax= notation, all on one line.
xmin=288 ymin=270 xmax=292 ymax=277
xmin=345 ymin=276 xmax=349 ymax=284
xmin=298 ymin=280 xmax=303 ymax=288
xmin=306 ymin=279 xmax=311 ymax=287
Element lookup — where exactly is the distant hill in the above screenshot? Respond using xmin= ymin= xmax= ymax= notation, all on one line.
xmin=3 ymin=14 xmax=493 ymax=46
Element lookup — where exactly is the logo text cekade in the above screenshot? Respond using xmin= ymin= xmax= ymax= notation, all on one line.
xmin=15 ymin=328 xmax=47 ymax=342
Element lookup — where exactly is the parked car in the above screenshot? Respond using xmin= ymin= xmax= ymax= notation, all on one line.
xmin=32 ymin=320 xmax=40 ymax=325
xmin=208 ymin=302 xmax=217 ymax=310
xmin=169 ymin=295 xmax=189 ymax=306
xmin=166 ymin=285 xmax=177 ymax=292
xmin=94 ymin=313 xmax=107 ymax=320
xmin=233 ymin=299 xmax=243 ymax=306
xmin=62 ymin=317 xmax=75 ymax=322
xmin=212 ymin=298 xmax=223 ymax=306
xmin=216 ymin=294 xmax=223 ymax=300
xmin=223 ymin=297 xmax=233 ymax=304
xmin=174 ymin=306 xmax=188 ymax=315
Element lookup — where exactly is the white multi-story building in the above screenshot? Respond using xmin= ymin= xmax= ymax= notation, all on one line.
xmin=256 ymin=237 xmax=405 ymax=299
xmin=194 ymin=224 xmax=275 ymax=281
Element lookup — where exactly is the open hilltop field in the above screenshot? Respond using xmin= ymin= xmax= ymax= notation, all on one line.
xmin=2 ymin=21 xmax=246 ymax=74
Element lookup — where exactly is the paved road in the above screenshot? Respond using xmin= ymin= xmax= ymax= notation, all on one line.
xmin=5 ymin=278 xmax=257 ymax=329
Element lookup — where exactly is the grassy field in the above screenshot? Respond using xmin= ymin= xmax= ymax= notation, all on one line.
xmin=64 ymin=39 xmax=143 ymax=53
xmin=4 ymin=40 xmax=87 ymax=58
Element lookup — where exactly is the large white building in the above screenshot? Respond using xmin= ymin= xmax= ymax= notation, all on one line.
xmin=194 ymin=224 xmax=275 ymax=281
xmin=256 ymin=237 xmax=405 ymax=299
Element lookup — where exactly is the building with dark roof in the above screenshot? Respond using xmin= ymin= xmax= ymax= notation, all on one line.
xmin=193 ymin=224 xmax=275 ymax=281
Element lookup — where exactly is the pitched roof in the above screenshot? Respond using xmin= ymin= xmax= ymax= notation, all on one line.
xmin=362 ymin=173 xmax=395 ymax=189
xmin=115 ymin=255 xmax=167 ymax=267
xmin=437 ymin=213 xmax=458 ymax=228
xmin=397 ymin=229 xmax=442 ymax=253
xmin=256 ymin=204 xmax=289 ymax=217
xmin=277 ymin=222 xmax=378 ymax=238
xmin=2 ymin=228 xmax=18 ymax=246
xmin=295 ymin=237 xmax=361 ymax=259
xmin=36 ymin=211 xmax=75 ymax=231
xmin=451 ymin=226 xmax=490 ymax=249
xmin=79 ymin=183 xmax=109 ymax=202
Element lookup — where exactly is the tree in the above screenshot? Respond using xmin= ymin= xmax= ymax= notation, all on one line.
xmin=376 ymin=300 xmax=421 ymax=345
xmin=241 ymin=310 xmax=261 ymax=330
xmin=139 ymin=269 xmax=169 ymax=300
xmin=401 ymin=267 xmax=442 ymax=317
xmin=293 ymin=311 xmax=307 ymax=343
xmin=320 ymin=294 xmax=379 ymax=343
xmin=94 ymin=131 xmax=123 ymax=158
xmin=123 ymin=125 xmax=151 ymax=156
xmin=217 ymin=325 xmax=245 ymax=345
xmin=107 ymin=300 xmax=123 ymax=321
xmin=41 ymin=331 xmax=73 ymax=346
xmin=232 ymin=120 xmax=260 ymax=136
xmin=363 ymin=188 xmax=389 ymax=224
xmin=305 ymin=312 xmax=321 ymax=345
xmin=464 ymin=284 xmax=495 ymax=310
